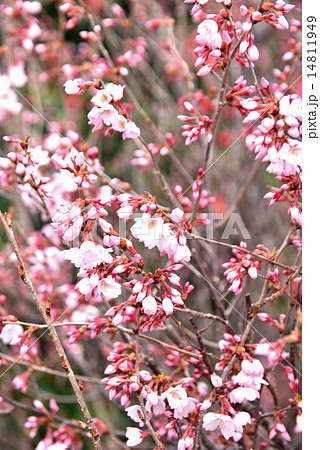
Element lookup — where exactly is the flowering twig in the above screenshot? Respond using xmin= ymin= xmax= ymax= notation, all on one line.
xmin=190 ymin=233 xmax=297 ymax=272
xmin=0 ymin=211 xmax=102 ymax=450
xmin=134 ymin=309 xmax=164 ymax=449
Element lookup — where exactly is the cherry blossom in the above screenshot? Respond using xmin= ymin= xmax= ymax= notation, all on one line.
xmin=269 ymin=416 xmax=291 ymax=442
xmin=178 ymin=101 xmax=213 ymax=145
xmin=0 ymin=0 xmax=302 ymax=447
xmin=229 ymin=359 xmax=268 ymax=404
xmin=125 ymin=427 xmax=147 ymax=447
xmin=126 ymin=405 xmax=146 ymax=427
xmin=202 ymin=413 xmax=236 ymax=440
xmin=255 ymin=338 xmax=290 ymax=367
xmin=184 ymin=0 xmax=208 ymax=16
xmin=61 ymin=240 xmax=113 ymax=270
xmin=86 ymin=82 xmax=141 ymax=139
xmin=0 ymin=323 xmax=24 ymax=345
xmin=222 ymin=241 xmax=262 ymax=295
xmin=161 ymin=385 xmax=197 ymax=419
xmin=130 ymin=211 xmax=191 ymax=263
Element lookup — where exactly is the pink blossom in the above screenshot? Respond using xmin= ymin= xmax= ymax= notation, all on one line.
xmin=222 ymin=242 xmax=261 ymax=295
xmin=233 ymin=411 xmax=251 ymax=442
xmin=101 ymin=105 xmax=118 ymax=125
xmin=269 ymin=417 xmax=291 ymax=441
xmin=178 ymin=433 xmax=194 ymax=450
xmin=52 ymin=203 xmax=83 ymax=242
xmin=64 ymin=78 xmax=88 ymax=94
xmin=229 ymin=359 xmax=268 ymax=403
xmin=12 ymin=372 xmax=30 ymax=393
xmin=178 ymin=101 xmax=213 ymax=145
xmin=142 ymin=294 xmax=158 ymax=315
xmin=76 ymin=273 xmax=100 ymax=298
xmin=97 ymin=276 xmax=122 ymax=299
xmin=229 ymin=386 xmax=260 ymax=403
xmin=143 ymin=389 xmax=166 ymax=415
xmin=122 ymin=121 xmax=141 ymax=140
xmin=233 ymin=359 xmax=268 ymax=389
xmin=61 ymin=241 xmax=113 ymax=270
xmin=91 ymin=84 xmax=124 ymax=106
xmin=184 ymin=0 xmax=208 ymax=16
xmin=294 ymin=402 xmax=302 ymax=433
xmin=289 ymin=202 xmax=302 ymax=227
xmin=0 ymin=323 xmax=24 ymax=345
xmin=8 ymin=61 xmax=28 ymax=87
xmin=162 ymin=296 xmax=174 ymax=315
xmin=161 ymin=386 xmax=197 ymax=419
xmin=279 ymin=94 xmax=302 ymax=120
xmin=196 ymin=19 xmax=222 ymax=49
xmin=0 ymin=76 xmax=22 ymax=118
xmin=111 ymin=114 xmax=128 ymax=133
xmin=131 ymin=213 xmax=161 ymax=246
xmin=87 ymin=106 xmax=104 ymax=132
xmin=125 ymin=427 xmax=147 ymax=447
xmin=126 ymin=405 xmax=145 ymax=427
xmin=255 ymin=338 xmax=289 ymax=366
xmin=210 ymin=372 xmax=223 ymax=388
xmin=202 ymin=413 xmax=236 ymax=440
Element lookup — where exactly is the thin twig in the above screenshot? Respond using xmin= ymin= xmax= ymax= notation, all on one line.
xmin=0 ymin=351 xmax=101 ymax=384
xmin=189 ymin=318 xmax=213 ymax=374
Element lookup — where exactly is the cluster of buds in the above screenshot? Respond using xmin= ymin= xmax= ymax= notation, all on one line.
xmin=178 ymin=101 xmax=213 ymax=145
xmin=51 ymin=196 xmax=110 ymax=242
xmin=0 ymin=136 xmax=50 ymax=190
xmin=59 ymin=2 xmax=85 ymax=31
xmin=116 ymin=192 xmax=157 ymax=220
xmin=260 ymin=0 xmax=295 ymax=30
xmin=25 ymin=399 xmax=83 ymax=448
xmin=184 ymin=0 xmax=209 ymax=16
xmin=193 ymin=15 xmax=234 ymax=76
xmin=54 ymin=147 xmax=98 ymax=189
xmin=229 ymin=358 xmax=268 ymax=403
xmin=130 ymin=208 xmax=192 ymax=263
xmin=87 ymin=82 xmax=140 ymax=139
xmin=104 ymin=263 xmax=193 ymax=330
xmin=222 ymin=241 xmax=262 ymax=295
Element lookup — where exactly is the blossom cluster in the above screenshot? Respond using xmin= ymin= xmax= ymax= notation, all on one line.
xmin=0 ymin=0 xmax=302 ymax=448
xmin=65 ymin=80 xmax=141 ymax=140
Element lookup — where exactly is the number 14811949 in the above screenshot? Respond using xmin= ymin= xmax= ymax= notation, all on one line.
xmin=307 ymin=16 xmax=317 ymax=78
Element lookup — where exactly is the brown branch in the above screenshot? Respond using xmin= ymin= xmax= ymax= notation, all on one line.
xmin=189 ymin=318 xmax=213 ymax=374
xmin=116 ymin=324 xmax=203 ymax=360
xmin=174 ymin=306 xmax=234 ymax=334
xmin=260 ymin=405 xmax=296 ymax=418
xmin=0 ymin=352 xmax=101 ymax=384
xmin=0 ymin=395 xmax=95 ymax=435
